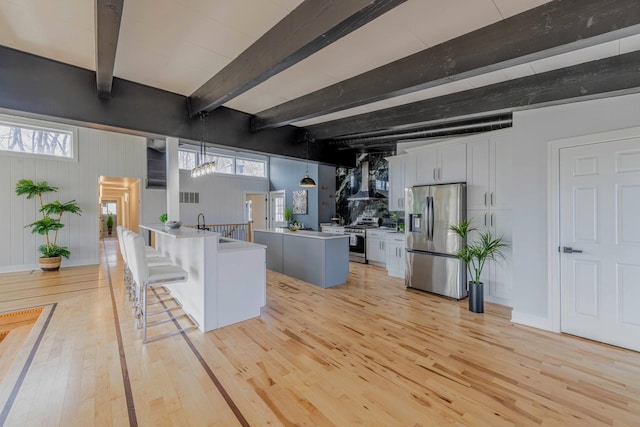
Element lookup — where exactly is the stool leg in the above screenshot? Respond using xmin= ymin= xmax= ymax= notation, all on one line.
xmin=142 ymin=283 xmax=148 ymax=342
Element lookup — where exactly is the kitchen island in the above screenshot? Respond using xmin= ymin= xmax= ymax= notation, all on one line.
xmin=140 ymin=224 xmax=266 ymax=332
xmin=254 ymin=228 xmax=349 ymax=288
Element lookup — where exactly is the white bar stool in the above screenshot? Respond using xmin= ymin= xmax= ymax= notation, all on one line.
xmin=125 ymin=232 xmax=197 ymax=343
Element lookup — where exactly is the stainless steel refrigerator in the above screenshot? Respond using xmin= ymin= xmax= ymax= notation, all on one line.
xmin=405 ymin=183 xmax=467 ymax=299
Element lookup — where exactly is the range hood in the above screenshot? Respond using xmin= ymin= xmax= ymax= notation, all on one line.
xmin=348 ymin=157 xmax=388 ymax=201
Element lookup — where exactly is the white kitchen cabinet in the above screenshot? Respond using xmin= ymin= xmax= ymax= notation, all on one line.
xmin=366 ymin=229 xmax=387 ymax=266
xmin=386 ymin=155 xmax=406 ymax=211
xmin=414 ymin=143 xmax=466 ymax=185
xmin=386 ymin=233 xmax=405 ymax=278
xmin=466 ymin=133 xmax=513 ymax=306
xmin=466 ymin=137 xmax=512 ymax=211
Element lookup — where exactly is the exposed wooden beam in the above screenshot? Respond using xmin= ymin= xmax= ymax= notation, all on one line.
xmin=95 ymin=0 xmax=124 ymax=98
xmin=306 ymin=50 xmax=640 ymax=140
xmin=0 ymin=45 xmax=354 ymax=166
xmin=252 ymin=0 xmax=640 ymax=131
xmin=187 ymin=0 xmax=407 ymax=117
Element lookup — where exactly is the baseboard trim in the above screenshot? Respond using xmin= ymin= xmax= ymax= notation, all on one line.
xmin=511 ymin=310 xmax=553 ymax=331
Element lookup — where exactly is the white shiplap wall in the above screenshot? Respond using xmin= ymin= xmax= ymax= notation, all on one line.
xmin=0 ymin=119 xmax=148 ymax=272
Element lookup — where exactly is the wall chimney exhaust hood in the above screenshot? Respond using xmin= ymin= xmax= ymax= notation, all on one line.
xmin=348 ymin=156 xmax=387 ymax=201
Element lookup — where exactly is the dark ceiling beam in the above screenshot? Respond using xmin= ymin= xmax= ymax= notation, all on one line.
xmin=0 ymin=45 xmax=354 ymax=166
xmin=306 ymin=50 xmax=640 ymax=141
xmin=95 ymin=0 xmax=124 ymax=98
xmin=252 ymin=0 xmax=640 ymax=131
xmin=187 ymin=0 xmax=407 ymax=117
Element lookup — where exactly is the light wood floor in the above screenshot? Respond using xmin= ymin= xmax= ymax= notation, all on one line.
xmin=0 ymin=238 xmax=639 ymax=426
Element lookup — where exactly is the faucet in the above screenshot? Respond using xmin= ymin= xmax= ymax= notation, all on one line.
xmin=197 ymin=213 xmax=205 ymax=230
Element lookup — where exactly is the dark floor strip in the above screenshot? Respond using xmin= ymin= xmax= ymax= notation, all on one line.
xmin=103 ymin=241 xmax=138 ymax=427
xmin=150 ymin=287 xmax=250 ymax=427
xmin=0 ymin=286 xmax=107 ymax=304
xmin=0 ymin=303 xmax=57 ymax=427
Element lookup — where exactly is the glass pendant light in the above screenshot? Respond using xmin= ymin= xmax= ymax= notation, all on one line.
xmin=299 ymin=138 xmax=316 ymax=187
xmin=191 ymin=112 xmax=216 ymax=178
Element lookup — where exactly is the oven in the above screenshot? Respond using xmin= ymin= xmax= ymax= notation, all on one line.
xmin=345 ymin=227 xmax=367 ymax=264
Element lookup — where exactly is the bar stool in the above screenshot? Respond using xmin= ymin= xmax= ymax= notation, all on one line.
xmin=125 ymin=231 xmax=197 ymax=343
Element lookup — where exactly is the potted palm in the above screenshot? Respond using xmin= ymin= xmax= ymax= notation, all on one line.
xmin=15 ymin=179 xmax=82 ymax=271
xmin=449 ymin=219 xmax=507 ymax=313
xmin=106 ymin=214 xmax=114 ymax=235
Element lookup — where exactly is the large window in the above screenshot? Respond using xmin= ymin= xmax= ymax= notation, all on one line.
xmin=178 ymin=148 xmax=266 ymax=178
xmin=0 ymin=120 xmax=75 ymax=159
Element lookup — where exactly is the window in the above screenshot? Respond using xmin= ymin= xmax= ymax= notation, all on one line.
xmin=178 ymin=151 xmax=197 ymax=170
xmin=178 ymin=148 xmax=266 ymax=179
xmin=206 ymin=154 xmax=234 ymax=174
xmin=236 ymin=158 xmax=266 ymax=178
xmin=0 ymin=120 xmax=75 ymax=159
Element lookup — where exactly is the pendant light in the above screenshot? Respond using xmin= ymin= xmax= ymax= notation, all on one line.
xmin=299 ymin=138 xmax=316 ymax=187
xmin=191 ymin=112 xmax=216 ymax=178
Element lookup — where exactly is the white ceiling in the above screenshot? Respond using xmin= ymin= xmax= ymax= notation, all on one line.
xmin=1 ymin=0 xmax=637 ymax=129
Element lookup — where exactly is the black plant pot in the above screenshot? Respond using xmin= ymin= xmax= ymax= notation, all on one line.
xmin=468 ymin=282 xmax=484 ymax=313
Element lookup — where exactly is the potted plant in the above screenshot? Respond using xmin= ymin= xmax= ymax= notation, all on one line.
xmin=106 ymin=214 xmax=114 ymax=235
xmin=449 ymin=219 xmax=507 ymax=313
xmin=15 ymin=179 xmax=82 ymax=271
xmin=284 ymin=206 xmax=293 ymax=227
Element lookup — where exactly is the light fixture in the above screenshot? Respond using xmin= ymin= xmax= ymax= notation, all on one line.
xmin=299 ymin=137 xmax=316 ymax=187
xmin=191 ymin=112 xmax=216 ymax=178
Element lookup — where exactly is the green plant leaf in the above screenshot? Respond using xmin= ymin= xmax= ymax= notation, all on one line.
xmin=159 ymin=213 xmax=168 ymax=223
xmin=41 ymin=200 xmax=82 ymax=216
xmin=39 ymin=244 xmax=70 ymax=258
xmin=15 ymin=179 xmax=58 ymax=199
xmin=25 ymin=217 xmax=64 ymax=235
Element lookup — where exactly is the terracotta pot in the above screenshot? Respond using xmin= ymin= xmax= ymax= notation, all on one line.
xmin=468 ymin=282 xmax=484 ymax=313
xmin=39 ymin=256 xmax=62 ymax=272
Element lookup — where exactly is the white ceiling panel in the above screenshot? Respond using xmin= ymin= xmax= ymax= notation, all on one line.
xmin=620 ymin=33 xmax=640 ymax=54
xmin=530 ymin=40 xmax=620 ymax=74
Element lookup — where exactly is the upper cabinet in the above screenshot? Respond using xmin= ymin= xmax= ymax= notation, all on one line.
xmin=413 ymin=143 xmax=466 ymax=185
xmin=387 ymin=154 xmax=406 ymax=211
xmin=466 ymin=136 xmax=512 ymax=212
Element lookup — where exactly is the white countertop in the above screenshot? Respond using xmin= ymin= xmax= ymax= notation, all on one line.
xmin=218 ymin=238 xmax=266 ymax=253
xmin=140 ymin=223 xmax=217 ymax=238
xmin=255 ymin=228 xmax=349 ymax=240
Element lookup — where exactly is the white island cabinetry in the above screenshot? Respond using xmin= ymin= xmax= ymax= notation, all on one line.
xmin=140 ymin=224 xmax=266 ymax=332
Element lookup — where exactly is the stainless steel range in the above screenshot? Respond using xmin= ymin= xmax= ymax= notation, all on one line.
xmin=344 ymin=217 xmax=379 ymax=264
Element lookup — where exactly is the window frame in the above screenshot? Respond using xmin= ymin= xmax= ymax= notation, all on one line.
xmin=0 ymin=114 xmax=79 ymax=162
xmin=178 ymin=147 xmax=267 ymax=180
xmin=235 ymin=157 xmax=267 ymax=178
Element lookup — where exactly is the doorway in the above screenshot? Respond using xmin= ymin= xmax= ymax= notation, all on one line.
xmin=269 ymin=190 xmax=286 ymax=228
xmin=245 ymin=192 xmax=268 ymax=235
xmin=551 ymin=129 xmax=640 ymax=351
xmin=101 ymin=200 xmax=118 ymax=237
xmin=98 ymin=176 xmax=141 ymax=240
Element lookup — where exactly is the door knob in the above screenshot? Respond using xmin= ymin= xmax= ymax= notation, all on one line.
xmin=563 ymin=246 xmax=583 ymax=254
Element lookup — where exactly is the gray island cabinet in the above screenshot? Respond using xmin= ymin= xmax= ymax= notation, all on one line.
xmin=254 ymin=228 xmax=349 ymax=288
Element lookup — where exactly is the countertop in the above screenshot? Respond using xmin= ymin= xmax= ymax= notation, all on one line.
xmin=218 ymin=238 xmax=266 ymax=253
xmin=255 ymin=228 xmax=349 ymax=240
xmin=140 ymin=223 xmax=215 ymax=238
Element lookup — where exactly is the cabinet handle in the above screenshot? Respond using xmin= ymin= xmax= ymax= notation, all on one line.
xmin=484 ymin=192 xmax=488 ymax=207
xmin=484 ymin=213 xmax=487 ymax=227
xmin=491 ymin=213 xmax=494 ymax=227
xmin=433 ymin=168 xmax=436 ymax=180
xmin=491 ymin=192 xmax=494 ymax=206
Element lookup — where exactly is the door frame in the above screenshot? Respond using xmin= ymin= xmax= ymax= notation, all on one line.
xmin=547 ymin=125 xmax=640 ymax=333
xmin=268 ymin=190 xmax=286 ymax=228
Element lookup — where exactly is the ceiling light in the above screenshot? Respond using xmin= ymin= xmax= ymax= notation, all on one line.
xmin=299 ymin=138 xmax=316 ymax=188
xmin=191 ymin=112 xmax=215 ymax=178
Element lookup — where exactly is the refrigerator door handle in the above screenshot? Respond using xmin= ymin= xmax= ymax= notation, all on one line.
xmin=427 ymin=196 xmax=435 ymax=241
xmin=424 ymin=197 xmax=431 ymax=240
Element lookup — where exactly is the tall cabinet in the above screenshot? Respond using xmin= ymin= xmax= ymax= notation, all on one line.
xmin=466 ymin=133 xmax=513 ymax=306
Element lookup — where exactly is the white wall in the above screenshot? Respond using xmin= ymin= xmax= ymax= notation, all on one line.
xmin=510 ymin=92 xmax=640 ymax=326
xmin=0 ymin=116 xmax=153 ymax=272
xmin=178 ymin=171 xmax=269 ymax=226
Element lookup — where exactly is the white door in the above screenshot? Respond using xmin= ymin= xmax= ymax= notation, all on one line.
xmin=269 ymin=190 xmax=286 ymax=228
xmin=560 ymin=138 xmax=640 ymax=351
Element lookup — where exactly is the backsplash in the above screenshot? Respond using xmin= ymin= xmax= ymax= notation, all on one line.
xmin=335 ymin=151 xmax=395 ymax=226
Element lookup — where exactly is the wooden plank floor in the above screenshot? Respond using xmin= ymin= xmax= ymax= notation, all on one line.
xmin=0 ymin=238 xmax=639 ymax=426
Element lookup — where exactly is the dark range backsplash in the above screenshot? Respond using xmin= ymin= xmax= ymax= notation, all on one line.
xmin=336 ymin=151 xmax=397 ymax=226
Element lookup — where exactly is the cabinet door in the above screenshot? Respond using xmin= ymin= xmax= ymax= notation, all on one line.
xmin=414 ymin=147 xmax=438 ymax=185
xmin=487 ymin=209 xmax=512 ymax=304
xmin=439 ymin=143 xmax=467 ymax=183
xmin=404 ymin=155 xmax=416 ymax=189
xmin=490 ymin=137 xmax=512 ymax=211
xmin=386 ymin=240 xmax=404 ymax=278
xmin=466 ymin=140 xmax=490 ymax=211
xmin=387 ymin=156 xmax=405 ymax=211
xmin=366 ymin=237 xmax=385 ymax=263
